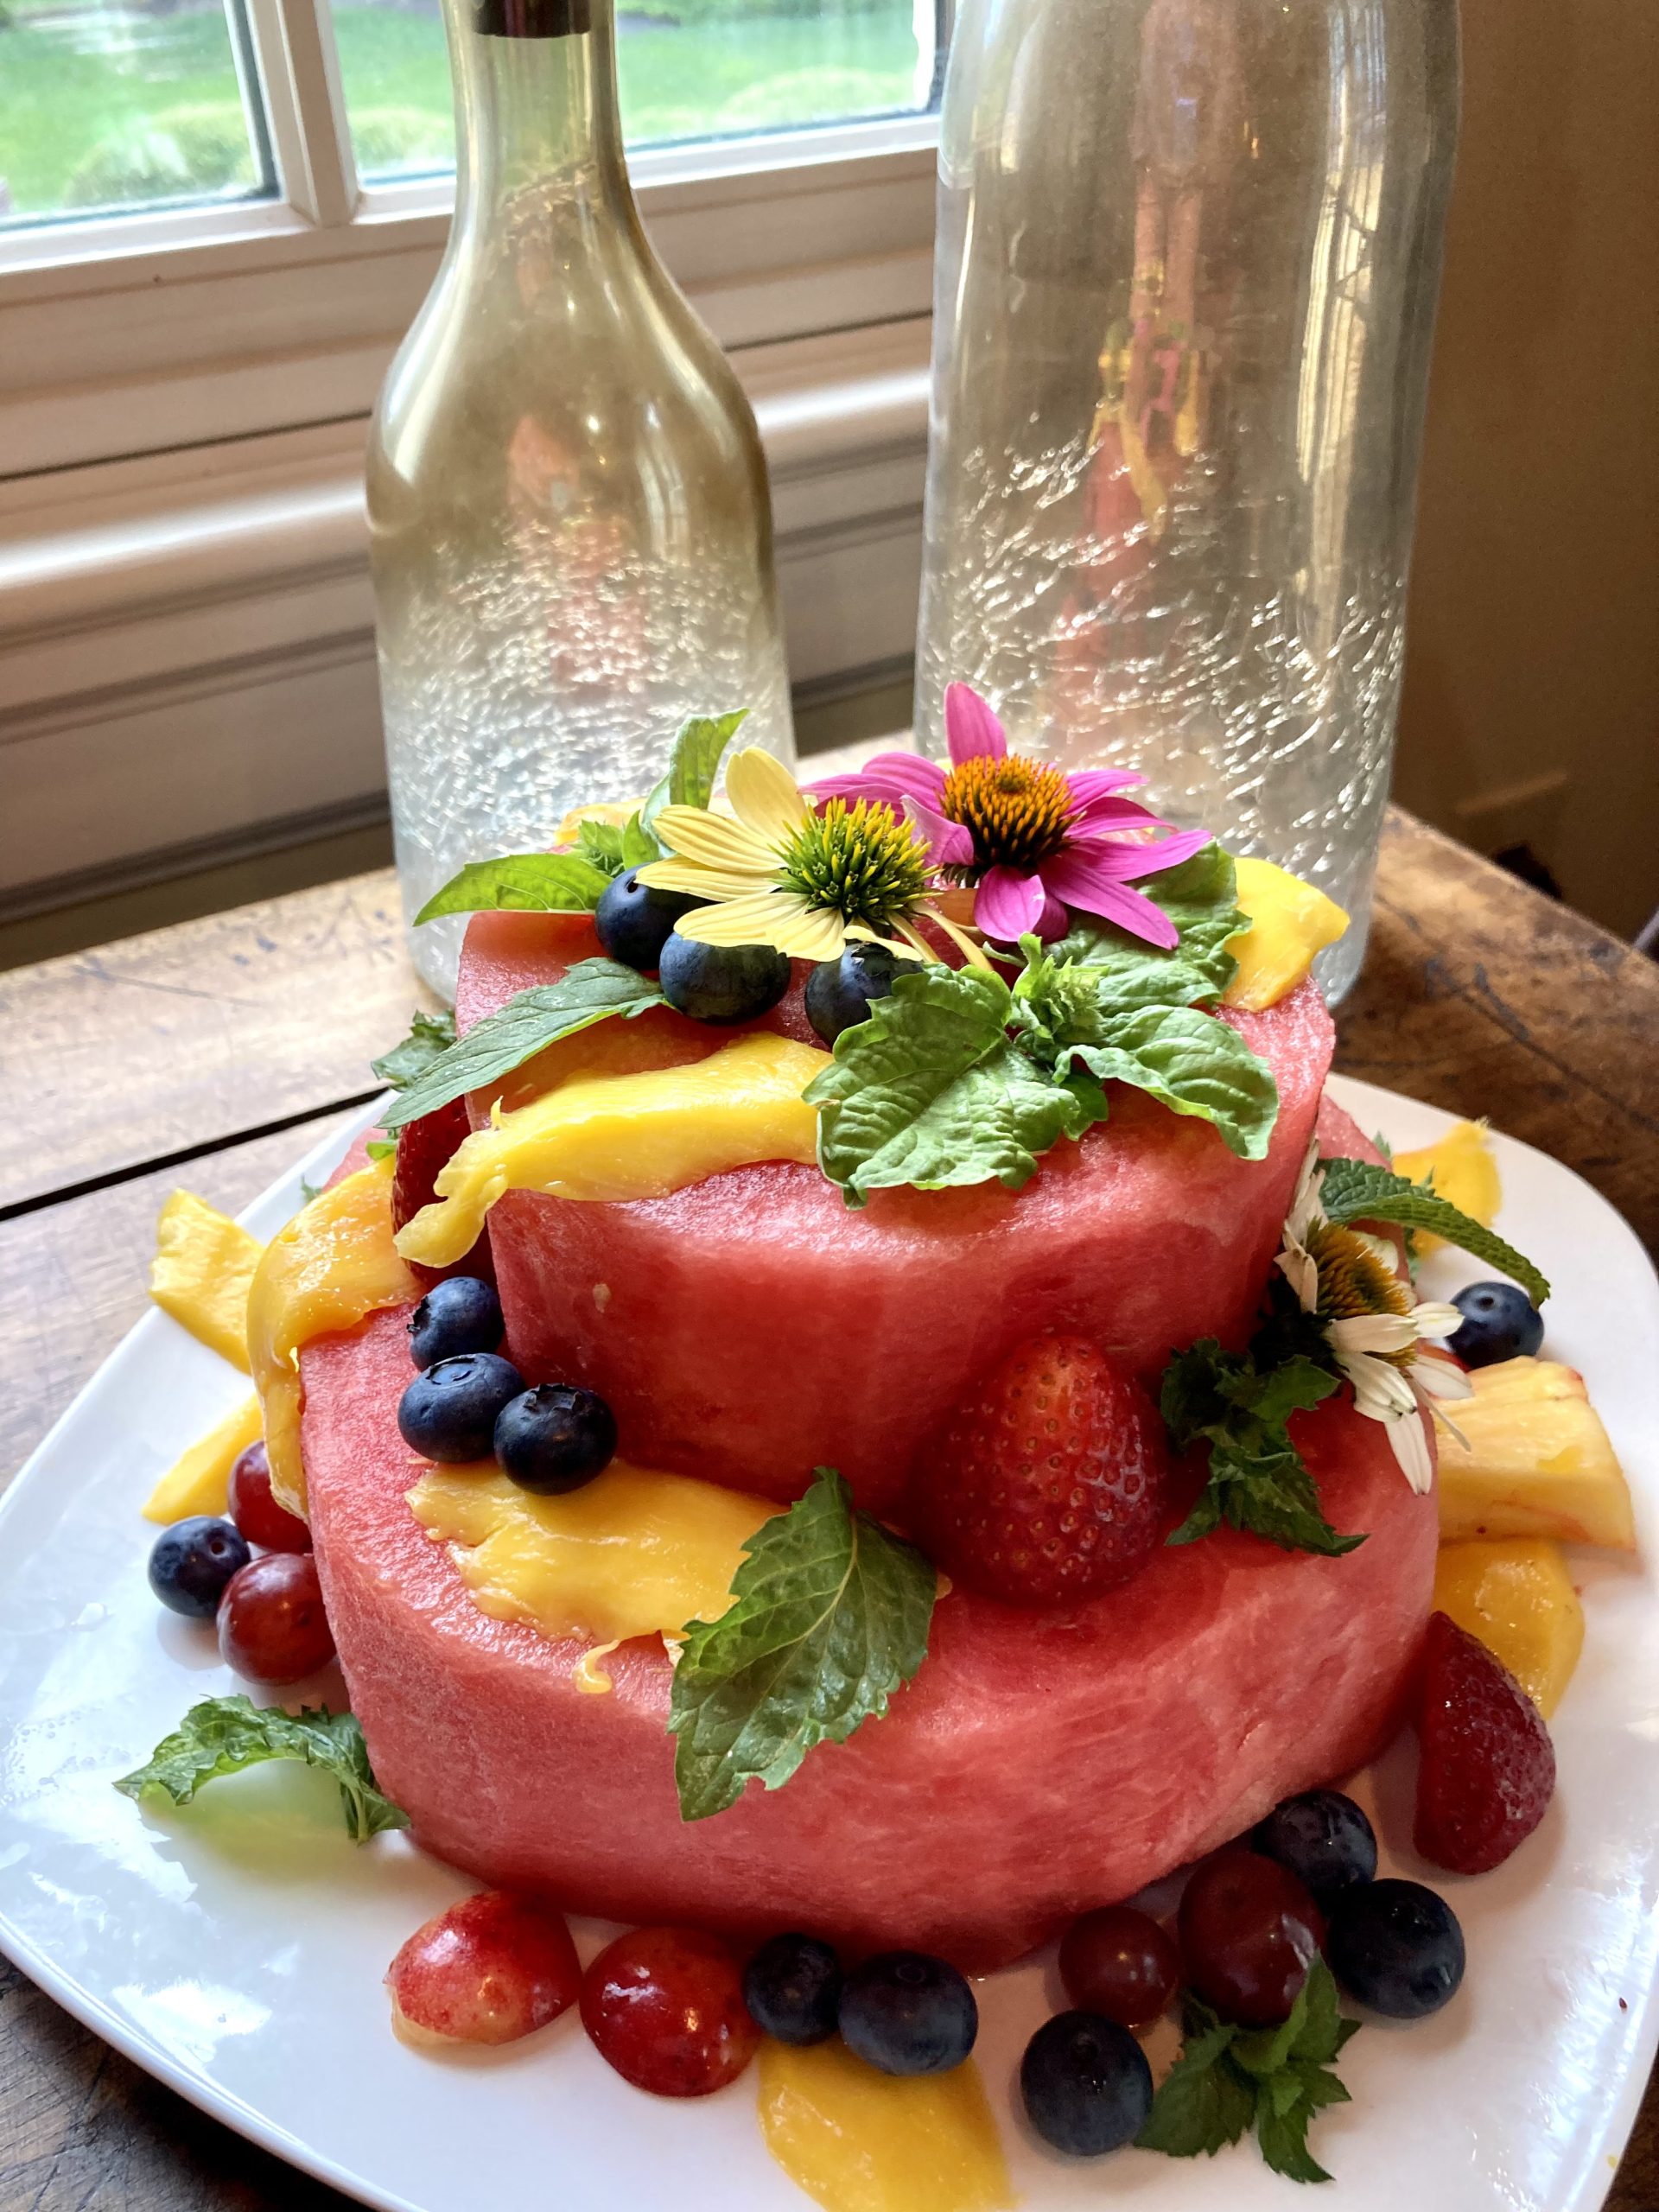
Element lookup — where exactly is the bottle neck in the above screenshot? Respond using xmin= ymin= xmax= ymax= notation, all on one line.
xmin=443 ymin=0 xmax=627 ymax=226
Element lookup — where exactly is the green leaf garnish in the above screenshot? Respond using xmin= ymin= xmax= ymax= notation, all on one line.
xmin=116 ymin=1696 xmax=408 ymax=1843
xmin=575 ymin=812 xmax=659 ymax=878
xmin=1042 ymin=843 xmax=1248 ymax=1013
xmin=1067 ymin=1005 xmax=1279 ymax=1160
xmin=805 ymin=967 xmax=1107 ymax=1208
xmin=1136 ymin=1961 xmax=1358 ymax=2183
xmin=667 ymin=1467 xmax=935 ymax=1821
xmin=371 ymin=1008 xmax=456 ymax=1090
xmin=639 ymin=710 xmax=750 ymax=842
xmin=1317 ymin=1157 xmax=1549 ymax=1306
xmin=414 ymin=852 xmax=612 ymax=925
xmin=1161 ymin=1338 xmax=1362 ymax=1557
xmin=378 ymin=959 xmax=664 ymax=1130
xmin=365 ymin=1136 xmax=397 ymax=1163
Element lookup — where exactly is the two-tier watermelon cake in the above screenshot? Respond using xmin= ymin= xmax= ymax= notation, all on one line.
xmin=125 ymin=691 xmax=1611 ymax=2195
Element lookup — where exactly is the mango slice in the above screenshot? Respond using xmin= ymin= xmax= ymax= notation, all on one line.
xmin=1435 ymin=1357 xmax=1635 ymax=1550
xmin=143 ymin=1394 xmax=263 ymax=1524
xmin=1433 ymin=1537 xmax=1585 ymax=1716
xmin=757 ymin=2039 xmax=1012 ymax=2212
xmin=149 ymin=1192 xmax=265 ymax=1371
xmin=247 ymin=1158 xmax=418 ymax=1517
xmin=1222 ymin=858 xmax=1350 ymax=1011
xmin=397 ymin=1032 xmax=830 ymax=1269
xmin=1393 ymin=1120 xmax=1501 ymax=1255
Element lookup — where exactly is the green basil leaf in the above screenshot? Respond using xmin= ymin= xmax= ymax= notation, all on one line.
xmin=620 ymin=812 xmax=659 ymax=868
xmin=116 ymin=1695 xmax=407 ymax=1843
xmin=1068 ymin=1003 xmax=1280 ymax=1160
xmin=668 ymin=1468 xmax=935 ymax=1821
xmin=371 ymin=1009 xmax=457 ymax=1090
xmin=806 ymin=967 xmax=1105 ymax=1207
xmin=1046 ymin=843 xmax=1247 ymax=1012
xmin=639 ymin=710 xmax=750 ymax=840
xmin=1317 ymin=1157 xmax=1549 ymax=1306
xmin=415 ymin=852 xmax=611 ymax=925
xmin=379 ymin=960 xmax=664 ymax=1130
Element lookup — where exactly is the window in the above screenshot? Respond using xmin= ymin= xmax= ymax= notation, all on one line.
xmin=0 ymin=0 xmax=272 ymax=228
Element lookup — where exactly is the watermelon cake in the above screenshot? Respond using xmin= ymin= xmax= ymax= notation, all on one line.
xmin=124 ymin=695 xmax=1600 ymax=2191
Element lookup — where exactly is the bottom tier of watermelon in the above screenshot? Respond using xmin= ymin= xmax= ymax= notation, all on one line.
xmin=303 ymin=1307 xmax=1435 ymax=1972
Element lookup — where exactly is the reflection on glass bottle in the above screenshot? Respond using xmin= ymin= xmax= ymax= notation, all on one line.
xmin=917 ymin=0 xmax=1458 ymax=998
xmin=370 ymin=0 xmax=794 ymax=997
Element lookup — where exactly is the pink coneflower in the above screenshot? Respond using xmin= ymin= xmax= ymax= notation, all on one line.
xmin=805 ymin=683 xmax=1210 ymax=949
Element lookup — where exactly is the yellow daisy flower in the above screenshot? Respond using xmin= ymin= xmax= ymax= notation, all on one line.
xmin=638 ymin=747 xmax=991 ymax=968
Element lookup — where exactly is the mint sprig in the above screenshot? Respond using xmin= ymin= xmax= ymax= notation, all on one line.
xmin=1318 ymin=1156 xmax=1549 ymax=1306
xmin=667 ymin=1467 xmax=935 ymax=1821
xmin=378 ymin=960 xmax=664 ymax=1131
xmin=371 ymin=1008 xmax=456 ymax=1090
xmin=1137 ymin=1961 xmax=1359 ymax=2183
xmin=1161 ymin=1338 xmax=1362 ymax=1556
xmin=117 ymin=1696 xmax=408 ymax=1843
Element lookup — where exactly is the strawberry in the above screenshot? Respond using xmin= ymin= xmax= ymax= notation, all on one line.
xmin=1414 ymin=1610 xmax=1555 ymax=1875
xmin=391 ymin=1098 xmax=495 ymax=1289
xmin=917 ymin=1335 xmax=1167 ymax=1608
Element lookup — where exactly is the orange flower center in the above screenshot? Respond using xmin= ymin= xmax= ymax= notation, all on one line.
xmin=938 ymin=753 xmax=1078 ymax=873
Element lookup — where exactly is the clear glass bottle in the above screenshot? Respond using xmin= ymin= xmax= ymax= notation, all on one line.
xmin=916 ymin=0 xmax=1459 ymax=997
xmin=369 ymin=0 xmax=794 ymax=998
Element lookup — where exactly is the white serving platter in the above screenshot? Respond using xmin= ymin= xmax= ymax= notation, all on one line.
xmin=1 ymin=1075 xmax=1656 ymax=2212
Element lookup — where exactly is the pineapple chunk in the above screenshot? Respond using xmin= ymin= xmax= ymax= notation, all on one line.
xmin=143 ymin=1394 xmax=263 ymax=1524
xmin=1222 ymin=859 xmax=1350 ymax=1011
xmin=1432 ymin=1538 xmax=1584 ymax=1716
xmin=149 ymin=1191 xmax=265 ymax=1371
xmin=1393 ymin=1120 xmax=1501 ymax=1255
xmin=1436 ymin=1357 xmax=1636 ymax=1550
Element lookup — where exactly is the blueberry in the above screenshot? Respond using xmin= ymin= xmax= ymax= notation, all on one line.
xmin=398 ymin=1352 xmax=525 ymax=1462
xmin=493 ymin=1384 xmax=617 ymax=1494
xmin=594 ymin=869 xmax=703 ymax=972
xmin=149 ymin=1515 xmax=251 ymax=1619
xmin=658 ymin=935 xmax=791 ymax=1024
xmin=742 ymin=1932 xmax=842 ymax=2045
xmin=837 ymin=1951 xmax=977 ymax=2075
xmin=804 ymin=942 xmax=922 ymax=1046
xmin=407 ymin=1276 xmax=504 ymax=1370
xmin=1326 ymin=1878 xmax=1465 ymax=2018
xmin=1446 ymin=1281 xmax=1544 ymax=1369
xmin=1251 ymin=1789 xmax=1377 ymax=1907
xmin=1020 ymin=2010 xmax=1154 ymax=2157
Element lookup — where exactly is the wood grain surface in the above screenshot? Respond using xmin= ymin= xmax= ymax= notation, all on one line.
xmin=2 ymin=804 xmax=1656 ymax=2212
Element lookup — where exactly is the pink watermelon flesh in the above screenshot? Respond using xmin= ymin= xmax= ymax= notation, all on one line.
xmin=454 ymin=912 xmax=1337 ymax=1515
xmin=302 ymin=1302 xmax=1434 ymax=1970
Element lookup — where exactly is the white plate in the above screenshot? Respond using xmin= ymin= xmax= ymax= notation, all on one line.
xmin=2 ymin=1078 xmax=1656 ymax=2212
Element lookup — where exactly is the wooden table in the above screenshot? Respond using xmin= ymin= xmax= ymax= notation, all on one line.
xmin=3 ymin=804 xmax=1657 ymax=2210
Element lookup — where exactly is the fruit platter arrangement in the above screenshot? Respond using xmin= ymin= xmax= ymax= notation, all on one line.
xmin=3 ymin=696 xmax=1656 ymax=2212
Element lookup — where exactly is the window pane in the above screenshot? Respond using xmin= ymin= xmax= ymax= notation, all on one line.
xmin=332 ymin=0 xmax=936 ymax=185
xmin=0 ymin=0 xmax=270 ymax=231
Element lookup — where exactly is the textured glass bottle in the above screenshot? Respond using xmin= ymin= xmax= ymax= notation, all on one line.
xmin=916 ymin=0 xmax=1459 ymax=996
xmin=369 ymin=0 xmax=794 ymax=997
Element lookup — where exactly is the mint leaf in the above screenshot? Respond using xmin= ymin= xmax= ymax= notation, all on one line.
xmin=1162 ymin=1339 xmax=1361 ymax=1558
xmin=575 ymin=817 xmax=629 ymax=875
xmin=1318 ymin=1157 xmax=1549 ymax=1306
xmin=639 ymin=710 xmax=750 ymax=842
xmin=1046 ymin=844 xmax=1247 ymax=1012
xmin=371 ymin=1009 xmax=457 ymax=1090
xmin=1141 ymin=1965 xmax=1357 ymax=2185
xmin=1068 ymin=1004 xmax=1279 ymax=1160
xmin=379 ymin=960 xmax=664 ymax=1131
xmin=415 ymin=852 xmax=611 ymax=924
xmin=1135 ymin=2012 xmax=1254 ymax=2158
xmin=116 ymin=1695 xmax=407 ymax=1843
xmin=668 ymin=1468 xmax=935 ymax=1821
xmin=365 ymin=1136 xmax=397 ymax=1163
xmin=806 ymin=967 xmax=1104 ymax=1207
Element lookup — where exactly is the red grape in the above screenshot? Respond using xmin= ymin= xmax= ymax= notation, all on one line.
xmin=227 ymin=1440 xmax=313 ymax=1554
xmin=388 ymin=1891 xmax=581 ymax=2046
xmin=581 ymin=1926 xmax=760 ymax=2096
xmin=1179 ymin=1849 xmax=1325 ymax=2025
xmin=1058 ymin=1905 xmax=1181 ymax=2029
xmin=217 ymin=1553 xmax=335 ymax=1683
